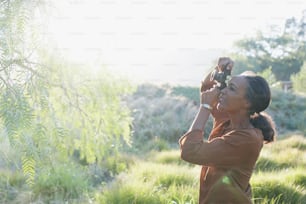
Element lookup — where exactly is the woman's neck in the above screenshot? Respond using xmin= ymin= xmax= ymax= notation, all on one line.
xmin=229 ymin=113 xmax=253 ymax=129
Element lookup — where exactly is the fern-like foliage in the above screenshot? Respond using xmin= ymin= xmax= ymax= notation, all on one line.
xmin=0 ymin=86 xmax=41 ymax=186
xmin=0 ymin=0 xmax=135 ymax=190
xmin=21 ymin=155 xmax=36 ymax=186
xmin=42 ymin=61 xmax=135 ymax=165
xmin=0 ymin=88 xmax=34 ymax=144
xmin=0 ymin=0 xmax=49 ymax=186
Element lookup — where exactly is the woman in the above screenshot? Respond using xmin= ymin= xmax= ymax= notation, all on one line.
xmin=179 ymin=57 xmax=276 ymax=203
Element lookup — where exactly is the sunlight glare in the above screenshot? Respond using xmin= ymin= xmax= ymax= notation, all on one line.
xmin=46 ymin=0 xmax=306 ymax=85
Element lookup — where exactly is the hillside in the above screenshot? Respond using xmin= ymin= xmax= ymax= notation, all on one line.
xmin=126 ymin=84 xmax=306 ymax=151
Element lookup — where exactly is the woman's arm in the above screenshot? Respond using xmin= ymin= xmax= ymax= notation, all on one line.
xmin=179 ymin=88 xmax=220 ymax=151
xmin=180 ymin=130 xmax=262 ymax=167
xmin=189 ymin=88 xmax=220 ymax=132
xmin=201 ymin=58 xmax=233 ymax=127
xmin=188 ymin=106 xmax=211 ymax=131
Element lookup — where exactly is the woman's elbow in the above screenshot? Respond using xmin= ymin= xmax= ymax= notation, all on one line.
xmin=180 ymin=148 xmax=202 ymax=165
xmin=180 ymin=149 xmax=189 ymax=162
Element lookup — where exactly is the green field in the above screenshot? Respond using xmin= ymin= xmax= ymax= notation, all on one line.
xmin=1 ymin=84 xmax=306 ymax=204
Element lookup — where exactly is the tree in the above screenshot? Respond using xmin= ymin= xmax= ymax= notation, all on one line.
xmin=291 ymin=62 xmax=306 ymax=93
xmin=0 ymin=0 xmax=49 ymax=186
xmin=258 ymin=66 xmax=277 ymax=85
xmin=0 ymin=0 xmax=134 ymax=186
xmin=231 ymin=10 xmax=306 ymax=81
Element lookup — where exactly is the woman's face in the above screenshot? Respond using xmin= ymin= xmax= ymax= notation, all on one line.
xmin=217 ymin=76 xmax=250 ymax=113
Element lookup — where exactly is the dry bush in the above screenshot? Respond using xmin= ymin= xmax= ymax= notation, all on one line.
xmin=126 ymin=84 xmax=213 ymax=151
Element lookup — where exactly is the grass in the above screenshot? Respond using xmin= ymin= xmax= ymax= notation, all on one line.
xmin=32 ymin=163 xmax=89 ymax=201
xmin=0 ymin=170 xmax=25 ymax=203
xmin=255 ymin=134 xmax=306 ymax=172
xmin=148 ymin=150 xmax=183 ymax=165
xmin=1 ymin=136 xmax=305 ymax=203
xmin=96 ymin=135 xmax=306 ymax=204
xmin=95 ymin=162 xmax=199 ymax=204
xmin=1 ymin=132 xmax=306 ymax=204
xmin=0 ymin=162 xmax=92 ymax=203
xmin=252 ymin=169 xmax=306 ymax=203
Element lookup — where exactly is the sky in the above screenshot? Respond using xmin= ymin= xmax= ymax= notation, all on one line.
xmin=44 ymin=0 xmax=306 ymax=85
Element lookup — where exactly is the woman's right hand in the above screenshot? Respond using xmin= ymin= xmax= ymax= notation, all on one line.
xmin=217 ymin=57 xmax=234 ymax=73
xmin=200 ymin=57 xmax=234 ymax=92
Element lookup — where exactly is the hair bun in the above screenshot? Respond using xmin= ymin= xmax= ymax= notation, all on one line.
xmin=250 ymin=112 xmax=276 ymax=143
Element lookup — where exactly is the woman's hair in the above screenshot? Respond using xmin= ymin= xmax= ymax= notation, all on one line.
xmin=244 ymin=75 xmax=276 ymax=143
xmin=250 ymin=112 xmax=275 ymax=143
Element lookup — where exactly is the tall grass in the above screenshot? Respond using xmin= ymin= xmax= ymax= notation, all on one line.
xmin=32 ymin=163 xmax=89 ymax=201
xmin=0 ymin=161 xmax=92 ymax=203
xmin=96 ymin=162 xmax=199 ymax=204
xmin=148 ymin=150 xmax=184 ymax=165
xmin=97 ymin=135 xmax=306 ymax=204
xmin=256 ymin=134 xmax=306 ymax=172
xmin=252 ymin=169 xmax=306 ymax=203
xmin=0 ymin=170 xmax=25 ymax=203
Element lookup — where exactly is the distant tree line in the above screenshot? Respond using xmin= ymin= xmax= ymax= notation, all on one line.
xmin=230 ymin=10 xmax=306 ymax=92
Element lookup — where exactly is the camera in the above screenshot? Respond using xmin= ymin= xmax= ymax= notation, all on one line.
xmin=211 ymin=62 xmax=232 ymax=90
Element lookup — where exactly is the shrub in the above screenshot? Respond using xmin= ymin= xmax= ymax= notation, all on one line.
xmin=32 ymin=163 xmax=89 ymax=202
xmin=126 ymin=84 xmax=212 ymax=152
xmin=149 ymin=150 xmax=182 ymax=165
xmin=268 ymin=88 xmax=306 ymax=133
xmin=291 ymin=62 xmax=306 ymax=93
xmin=0 ymin=170 xmax=26 ymax=202
xmin=144 ymin=138 xmax=170 ymax=152
xmin=126 ymin=83 xmax=306 ymax=153
xmin=170 ymin=86 xmax=200 ymax=102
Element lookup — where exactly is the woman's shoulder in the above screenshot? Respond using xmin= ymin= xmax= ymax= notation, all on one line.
xmin=239 ymin=128 xmax=264 ymax=140
xmin=224 ymin=127 xmax=264 ymax=145
xmin=210 ymin=121 xmax=264 ymax=145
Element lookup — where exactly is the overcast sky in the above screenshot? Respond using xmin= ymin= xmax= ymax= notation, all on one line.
xmin=45 ymin=0 xmax=306 ymax=85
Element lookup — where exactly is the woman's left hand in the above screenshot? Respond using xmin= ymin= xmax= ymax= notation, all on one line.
xmin=201 ymin=87 xmax=221 ymax=107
